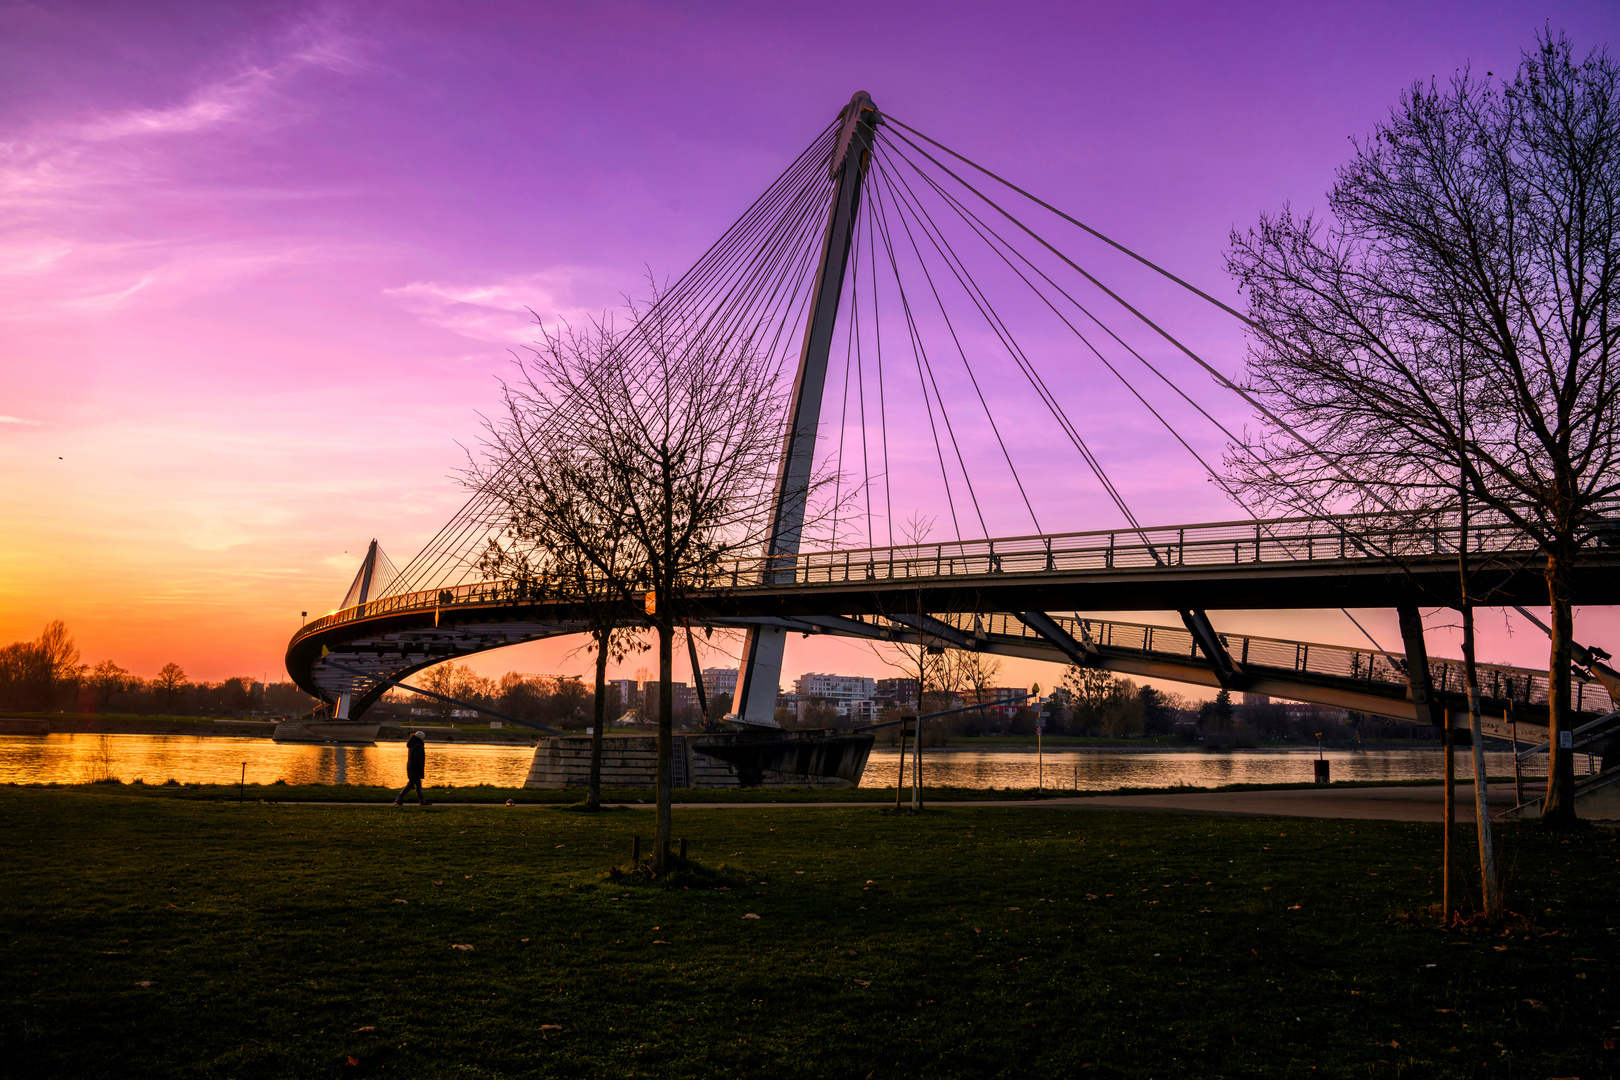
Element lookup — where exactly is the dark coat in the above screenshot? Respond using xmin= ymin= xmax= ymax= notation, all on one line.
xmin=405 ymin=734 xmax=425 ymax=780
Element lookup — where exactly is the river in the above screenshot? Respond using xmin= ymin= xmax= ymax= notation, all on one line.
xmin=1 ymin=733 xmax=1587 ymax=791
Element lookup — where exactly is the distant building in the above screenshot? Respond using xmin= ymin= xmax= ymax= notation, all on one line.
xmin=1242 ymin=692 xmax=1271 ymax=707
xmin=701 ymin=667 xmax=738 ymax=698
xmin=642 ymin=681 xmax=696 ymax=720
xmin=794 ymin=672 xmax=876 ymax=703
xmin=606 ymin=679 xmax=638 ymax=710
xmin=963 ymin=686 xmax=1029 ymax=719
xmin=792 ymin=673 xmax=877 ymax=723
xmin=875 ymin=677 xmax=918 ymax=709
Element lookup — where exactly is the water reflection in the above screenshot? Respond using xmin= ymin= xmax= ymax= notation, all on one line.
xmin=0 ymin=734 xmax=1583 ymax=792
xmin=0 ymin=734 xmax=536 ymax=788
xmin=865 ymin=747 xmax=1537 ymax=791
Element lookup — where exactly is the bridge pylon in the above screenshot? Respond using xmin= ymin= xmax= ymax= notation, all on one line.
xmin=732 ymin=91 xmax=881 ymax=723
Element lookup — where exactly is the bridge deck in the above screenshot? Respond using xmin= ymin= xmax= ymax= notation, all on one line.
xmin=287 ymin=511 xmax=1620 ymax=745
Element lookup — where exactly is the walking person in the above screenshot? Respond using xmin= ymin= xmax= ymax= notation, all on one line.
xmin=394 ymin=730 xmax=429 ymax=806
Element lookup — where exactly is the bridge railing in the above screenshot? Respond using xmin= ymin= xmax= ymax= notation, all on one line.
xmin=710 ymin=504 xmax=1598 ymax=589
xmin=291 ymin=569 xmax=1612 ymax=718
xmin=936 ymin=612 xmax=1613 ymax=717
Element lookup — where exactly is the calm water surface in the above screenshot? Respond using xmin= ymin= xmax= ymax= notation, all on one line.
xmin=865 ymin=746 xmax=1543 ymax=790
xmin=0 ymin=734 xmax=537 ymax=788
xmin=0 ymin=733 xmax=1574 ymax=790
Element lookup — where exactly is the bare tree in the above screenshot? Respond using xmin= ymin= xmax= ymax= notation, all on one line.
xmin=89 ymin=660 xmax=128 ymax=711
xmin=499 ymin=298 xmax=791 ymax=867
xmin=953 ymin=648 xmax=1003 ymax=734
xmin=153 ymin=662 xmax=187 ymax=714
xmin=474 ymin=342 xmax=649 ymax=810
xmin=1227 ymin=33 xmax=1620 ymax=829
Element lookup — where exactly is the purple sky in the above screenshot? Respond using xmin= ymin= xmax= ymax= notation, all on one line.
xmin=2 ymin=1 xmax=1616 ymax=691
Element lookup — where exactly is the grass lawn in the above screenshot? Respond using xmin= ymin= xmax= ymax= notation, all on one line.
xmin=2 ymin=787 xmax=1615 ymax=1079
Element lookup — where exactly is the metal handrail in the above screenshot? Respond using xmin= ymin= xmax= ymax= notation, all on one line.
xmin=291 ymin=506 xmax=1619 ymax=710
xmin=929 ymin=611 xmax=1613 ymax=718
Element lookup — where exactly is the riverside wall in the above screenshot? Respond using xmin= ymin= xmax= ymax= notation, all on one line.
xmin=525 ymin=732 xmax=869 ymax=789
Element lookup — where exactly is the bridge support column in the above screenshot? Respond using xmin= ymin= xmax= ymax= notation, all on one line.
xmin=734 ymin=626 xmax=790 ymax=723
xmin=1396 ymin=605 xmax=1447 ymax=729
xmin=734 ymin=92 xmax=879 ymax=722
xmin=1180 ymin=609 xmax=1239 ymax=687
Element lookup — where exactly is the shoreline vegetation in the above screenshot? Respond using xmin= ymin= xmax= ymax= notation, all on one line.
xmin=1 ymin=785 xmax=1610 ymax=1078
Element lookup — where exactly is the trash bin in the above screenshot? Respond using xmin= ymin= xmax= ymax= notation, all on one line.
xmin=1314 ymin=759 xmax=1330 ymax=784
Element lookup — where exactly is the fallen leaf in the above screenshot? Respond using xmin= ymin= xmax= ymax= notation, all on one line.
xmin=1287 ymin=904 xmax=1302 ymax=911
xmin=555 ymin=844 xmax=564 ymax=849
xmin=134 ymin=981 xmax=154 ymax=988
xmin=653 ymin=940 xmax=670 ymax=945
xmin=520 ymin=938 xmax=530 ymax=944
xmin=853 ymin=979 xmax=871 ymax=987
xmin=452 ymin=943 xmax=474 ymax=952
xmin=539 ymin=1024 xmax=563 ymax=1032
xmin=354 ymin=1026 xmax=375 ymax=1033
xmin=1523 ymin=999 xmax=1549 ymax=1012
xmin=346 ymin=1056 xmax=360 ymax=1067
xmin=393 ymin=899 xmax=408 ymax=904
xmin=1084 ymin=894 xmax=1098 ymax=900
xmin=743 ymin=913 xmax=760 ymax=920
xmin=433 ymin=881 xmax=443 ymax=886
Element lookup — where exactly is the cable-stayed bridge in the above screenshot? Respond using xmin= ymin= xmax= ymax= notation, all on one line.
xmin=286 ymin=92 xmax=1620 ymax=760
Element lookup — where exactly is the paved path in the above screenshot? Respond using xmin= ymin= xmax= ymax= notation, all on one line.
xmin=295 ymin=784 xmax=1539 ymax=822
xmin=1016 ymin=785 xmax=1530 ymax=822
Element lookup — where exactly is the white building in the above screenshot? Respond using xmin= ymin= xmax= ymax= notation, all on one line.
xmin=793 ymin=673 xmax=876 ymax=715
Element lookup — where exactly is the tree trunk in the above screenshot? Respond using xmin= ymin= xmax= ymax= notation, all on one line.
xmin=655 ymin=620 xmax=674 ymax=868
xmin=587 ymin=628 xmax=609 ymax=811
xmin=1543 ymin=551 xmax=1578 ymax=825
xmin=1459 ymin=604 xmax=1501 ymax=919
xmin=912 ymin=665 xmax=924 ymax=811
xmin=1443 ymin=726 xmax=1454 ymax=922
xmin=893 ymin=716 xmax=907 ymax=811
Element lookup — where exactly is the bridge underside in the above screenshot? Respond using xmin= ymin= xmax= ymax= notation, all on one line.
xmin=287 ymin=586 xmax=1617 ymax=755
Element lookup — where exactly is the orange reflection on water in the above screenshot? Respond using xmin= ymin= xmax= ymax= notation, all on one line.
xmin=0 ymin=734 xmax=537 ymax=788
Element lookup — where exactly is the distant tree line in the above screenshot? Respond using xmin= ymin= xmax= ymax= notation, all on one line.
xmin=0 ymin=620 xmax=318 ymax=717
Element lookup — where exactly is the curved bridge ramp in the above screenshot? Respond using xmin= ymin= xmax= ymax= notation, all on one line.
xmin=286 ymin=592 xmax=1611 ymax=755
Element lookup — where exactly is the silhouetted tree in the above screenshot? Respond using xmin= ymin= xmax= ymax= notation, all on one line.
xmin=492 ymin=296 xmax=793 ymax=867
xmin=1228 ymin=33 xmax=1620 ymax=832
xmin=88 ymin=660 xmax=128 ymax=711
xmin=153 ymin=663 xmax=187 ymax=713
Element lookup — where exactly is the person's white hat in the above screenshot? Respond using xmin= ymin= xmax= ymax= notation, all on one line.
xmin=414 ymin=730 xmax=426 ymax=739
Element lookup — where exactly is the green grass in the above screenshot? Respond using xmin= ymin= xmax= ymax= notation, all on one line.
xmin=2 ymin=787 xmax=1616 ymax=1079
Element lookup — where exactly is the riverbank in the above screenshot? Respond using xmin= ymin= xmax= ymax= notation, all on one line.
xmin=1 ymin=785 xmax=1610 ymax=1078
xmin=14 ymin=775 xmax=1530 ymax=806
